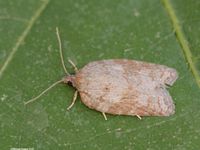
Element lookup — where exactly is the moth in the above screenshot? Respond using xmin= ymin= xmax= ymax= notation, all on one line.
xmin=25 ymin=28 xmax=178 ymax=120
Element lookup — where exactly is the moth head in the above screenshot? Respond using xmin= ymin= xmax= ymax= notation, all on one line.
xmin=63 ymin=75 xmax=76 ymax=88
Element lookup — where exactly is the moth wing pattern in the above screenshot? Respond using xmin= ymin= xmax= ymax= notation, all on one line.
xmin=75 ymin=59 xmax=178 ymax=117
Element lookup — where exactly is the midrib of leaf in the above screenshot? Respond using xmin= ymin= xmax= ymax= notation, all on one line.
xmin=162 ymin=0 xmax=200 ymax=88
xmin=0 ymin=0 xmax=49 ymax=79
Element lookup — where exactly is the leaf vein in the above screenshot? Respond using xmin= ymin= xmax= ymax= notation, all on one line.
xmin=0 ymin=0 xmax=50 ymax=79
xmin=162 ymin=0 xmax=200 ymax=88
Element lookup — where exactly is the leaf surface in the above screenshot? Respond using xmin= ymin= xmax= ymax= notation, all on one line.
xmin=0 ymin=0 xmax=199 ymax=149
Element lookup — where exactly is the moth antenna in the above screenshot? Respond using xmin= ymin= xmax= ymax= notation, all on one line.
xmin=56 ymin=27 xmax=70 ymax=76
xmin=24 ymin=79 xmax=64 ymax=105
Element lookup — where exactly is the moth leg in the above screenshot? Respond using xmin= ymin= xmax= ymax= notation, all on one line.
xmin=136 ymin=115 xmax=142 ymax=120
xmin=102 ymin=112 xmax=108 ymax=120
xmin=67 ymin=90 xmax=78 ymax=110
xmin=68 ymin=59 xmax=78 ymax=73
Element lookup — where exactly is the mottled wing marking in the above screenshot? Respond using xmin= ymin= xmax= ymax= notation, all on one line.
xmin=75 ymin=59 xmax=178 ymax=116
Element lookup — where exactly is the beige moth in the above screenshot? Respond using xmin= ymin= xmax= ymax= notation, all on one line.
xmin=25 ymin=28 xmax=178 ymax=120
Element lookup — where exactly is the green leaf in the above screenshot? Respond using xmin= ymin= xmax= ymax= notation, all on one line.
xmin=0 ymin=0 xmax=199 ymax=149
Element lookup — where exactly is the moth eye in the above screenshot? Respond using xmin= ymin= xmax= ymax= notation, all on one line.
xmin=67 ymin=82 xmax=73 ymax=86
